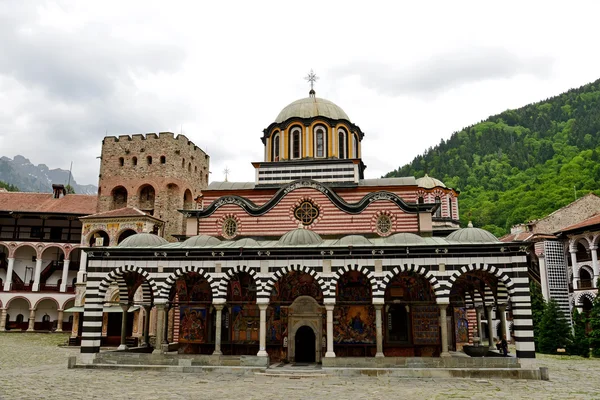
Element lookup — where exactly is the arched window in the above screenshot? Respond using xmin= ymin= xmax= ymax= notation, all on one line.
xmin=273 ymin=133 xmax=280 ymax=161
xmin=195 ymin=165 xmax=198 ymax=173
xmin=16 ymin=314 xmax=24 ymax=324
xmin=291 ymin=128 xmax=301 ymax=159
xmin=352 ymin=134 xmax=359 ymax=158
xmin=147 ymin=156 xmax=152 ymax=165
xmin=448 ymin=197 xmax=452 ymax=219
xmin=132 ymin=157 xmax=137 ymax=166
xmin=119 ymin=157 xmax=124 ymax=167
xmin=160 ymin=156 xmax=166 ymax=164
xmin=338 ymin=130 xmax=346 ymax=159
xmin=434 ymin=196 xmax=441 ymax=218
xmin=188 ymin=163 xmax=192 ymax=172
xmin=418 ymin=196 xmax=424 ymax=204
xmin=182 ymin=158 xmax=185 ymax=168
xmin=315 ymin=128 xmax=325 ymax=158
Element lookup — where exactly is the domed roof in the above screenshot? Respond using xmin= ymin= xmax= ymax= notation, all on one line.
xmin=118 ymin=233 xmax=168 ymax=247
xmin=338 ymin=235 xmax=372 ymax=246
xmin=278 ymin=228 xmax=323 ymax=246
xmin=416 ymin=174 xmax=446 ymax=189
xmin=385 ymin=232 xmax=426 ymax=245
xmin=182 ymin=235 xmax=221 ymax=247
xmin=233 ymin=238 xmax=261 ymax=247
xmin=275 ymin=95 xmax=350 ymax=123
xmin=446 ymin=222 xmax=499 ymax=243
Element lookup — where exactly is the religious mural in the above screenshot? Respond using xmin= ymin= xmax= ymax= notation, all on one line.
xmin=270 ymin=271 xmax=323 ymax=304
xmin=411 ymin=305 xmax=440 ymax=345
xmin=333 ymin=305 xmax=375 ymax=344
xmin=179 ymin=307 xmax=207 ymax=343
xmin=267 ymin=305 xmax=287 ymax=344
xmin=336 ymin=270 xmax=372 ymax=302
xmin=227 ymin=273 xmax=256 ymax=302
xmin=230 ymin=304 xmax=259 ymax=342
xmin=454 ymin=307 xmax=469 ymax=343
xmin=175 ymin=273 xmax=212 ymax=303
xmin=385 ymin=272 xmax=435 ymax=302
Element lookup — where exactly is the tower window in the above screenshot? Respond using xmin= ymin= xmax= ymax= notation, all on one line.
xmin=182 ymin=158 xmax=185 ymax=168
xmin=316 ymin=129 xmax=324 ymax=158
xmin=119 ymin=157 xmax=124 ymax=167
xmin=352 ymin=133 xmax=359 ymax=158
xmin=338 ymin=130 xmax=346 ymax=159
xmin=418 ymin=196 xmax=424 ymax=204
xmin=435 ymin=196 xmax=441 ymax=218
xmin=132 ymin=157 xmax=137 ymax=166
xmin=291 ymin=128 xmax=301 ymax=159
xmin=147 ymin=156 xmax=152 ymax=165
xmin=273 ymin=133 xmax=280 ymax=161
xmin=448 ymin=197 xmax=452 ymax=219
xmin=188 ymin=163 xmax=192 ymax=172
xmin=160 ymin=156 xmax=166 ymax=164
xmin=195 ymin=165 xmax=198 ymax=173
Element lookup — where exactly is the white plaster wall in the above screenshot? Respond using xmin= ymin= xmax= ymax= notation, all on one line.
xmin=35 ymin=299 xmax=59 ymax=321
xmin=47 ymin=271 xmax=62 ymax=285
xmin=6 ymin=298 xmax=30 ymax=321
xmin=12 ymin=246 xmax=37 ymax=282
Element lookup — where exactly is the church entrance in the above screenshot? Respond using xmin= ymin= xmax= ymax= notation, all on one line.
xmin=294 ymin=325 xmax=316 ymax=363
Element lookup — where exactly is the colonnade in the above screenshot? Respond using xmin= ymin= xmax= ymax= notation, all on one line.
xmin=0 ymin=307 xmax=65 ymax=332
xmin=3 ymin=257 xmax=74 ymax=293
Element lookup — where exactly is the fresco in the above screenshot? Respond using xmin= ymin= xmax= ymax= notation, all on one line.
xmin=267 ymin=305 xmax=288 ymax=344
xmin=231 ymin=304 xmax=259 ymax=342
xmin=333 ymin=305 xmax=375 ymax=344
xmin=175 ymin=273 xmax=212 ymax=303
xmin=454 ymin=307 xmax=469 ymax=343
xmin=411 ymin=305 xmax=440 ymax=345
xmin=337 ymin=270 xmax=372 ymax=302
xmin=227 ymin=273 xmax=256 ymax=302
xmin=270 ymin=271 xmax=322 ymax=303
xmin=385 ymin=272 xmax=434 ymax=302
xmin=179 ymin=307 xmax=207 ymax=343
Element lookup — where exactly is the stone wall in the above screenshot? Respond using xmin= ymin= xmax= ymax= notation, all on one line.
xmin=532 ymin=193 xmax=600 ymax=234
xmin=97 ymin=132 xmax=209 ymax=240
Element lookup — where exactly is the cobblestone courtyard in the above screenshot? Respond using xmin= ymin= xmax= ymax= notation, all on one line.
xmin=1 ymin=333 xmax=600 ymax=400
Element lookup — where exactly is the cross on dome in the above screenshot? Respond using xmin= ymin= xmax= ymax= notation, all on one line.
xmin=305 ymin=69 xmax=318 ymax=95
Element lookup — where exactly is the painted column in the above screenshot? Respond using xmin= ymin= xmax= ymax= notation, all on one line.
xmin=3 ymin=258 xmax=15 ymax=291
xmin=141 ymin=306 xmax=151 ymax=347
xmin=118 ymin=304 xmax=129 ymax=350
xmin=374 ymin=304 xmax=384 ymax=357
xmin=153 ymin=303 xmax=166 ymax=354
xmin=0 ymin=308 xmax=7 ymax=331
xmin=257 ymin=301 xmax=268 ymax=357
xmin=486 ymin=305 xmax=494 ymax=346
xmin=27 ymin=308 xmax=36 ymax=331
xmin=163 ymin=305 xmax=170 ymax=345
xmin=213 ymin=304 xmax=224 ymax=355
xmin=32 ymin=258 xmax=43 ymax=291
xmin=498 ymin=305 xmax=507 ymax=341
xmin=60 ymin=260 xmax=71 ymax=292
xmin=591 ymin=245 xmax=599 ymax=287
xmin=439 ymin=304 xmax=450 ymax=357
xmin=77 ymin=251 xmax=88 ymax=283
xmin=570 ymin=250 xmax=579 ymax=289
xmin=475 ymin=306 xmax=483 ymax=342
xmin=325 ymin=303 xmax=336 ymax=358
xmin=56 ymin=309 xmax=64 ymax=332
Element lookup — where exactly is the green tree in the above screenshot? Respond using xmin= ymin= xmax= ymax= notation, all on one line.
xmin=589 ymin=294 xmax=600 ymax=358
xmin=567 ymin=307 xmax=589 ymax=357
xmin=0 ymin=180 xmax=19 ymax=192
xmin=65 ymin=184 xmax=76 ymax=194
xmin=529 ymin=282 xmax=545 ymax=350
xmin=537 ymin=299 xmax=572 ymax=354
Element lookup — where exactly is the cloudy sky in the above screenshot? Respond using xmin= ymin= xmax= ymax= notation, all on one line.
xmin=1 ymin=1 xmax=599 ymax=187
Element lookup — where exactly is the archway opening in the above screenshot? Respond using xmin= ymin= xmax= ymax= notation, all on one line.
xmin=138 ymin=185 xmax=156 ymax=215
xmin=6 ymin=298 xmax=30 ymax=331
xmin=224 ymin=272 xmax=258 ymax=356
xmin=89 ymin=230 xmax=109 ymax=247
xmin=294 ymin=325 xmax=316 ymax=363
xmin=117 ymin=229 xmax=137 ymax=244
xmin=111 ymin=186 xmax=128 ymax=210
xmin=183 ymin=189 xmax=193 ymax=210
xmin=579 ymin=268 xmax=593 ymax=289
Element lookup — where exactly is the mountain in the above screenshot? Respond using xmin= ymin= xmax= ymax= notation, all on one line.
xmin=385 ymin=78 xmax=600 ymax=237
xmin=0 ymin=155 xmax=97 ymax=195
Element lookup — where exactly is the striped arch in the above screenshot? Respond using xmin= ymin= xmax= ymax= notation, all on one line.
xmin=218 ymin=265 xmax=259 ymax=299
xmin=496 ymin=280 xmax=510 ymax=305
xmin=161 ymin=265 xmax=219 ymax=300
xmin=483 ymin=283 xmax=495 ymax=306
xmin=381 ymin=263 xmax=443 ymax=301
xmin=331 ymin=264 xmax=381 ymax=300
xmin=447 ymin=263 xmax=515 ymax=296
xmin=97 ymin=265 xmax=159 ymax=306
xmin=575 ymin=291 xmax=596 ymax=306
xmin=262 ymin=264 xmax=328 ymax=299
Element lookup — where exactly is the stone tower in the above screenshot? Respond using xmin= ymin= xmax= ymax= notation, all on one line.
xmin=97 ymin=132 xmax=209 ymax=241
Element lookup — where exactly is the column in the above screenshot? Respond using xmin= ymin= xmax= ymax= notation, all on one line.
xmin=152 ymin=303 xmax=166 ymax=354
xmin=32 ymin=258 xmax=43 ymax=291
xmin=60 ymin=259 xmax=70 ymax=292
xmin=0 ymin=308 xmax=7 ymax=331
xmin=374 ymin=304 xmax=384 ymax=357
xmin=141 ymin=306 xmax=151 ymax=347
xmin=213 ymin=304 xmax=224 ymax=355
xmin=325 ymin=303 xmax=336 ymax=358
xmin=118 ymin=304 xmax=129 ymax=350
xmin=570 ymin=250 xmax=579 ymax=289
xmin=77 ymin=251 xmax=88 ymax=283
xmin=163 ymin=305 xmax=171 ymax=345
xmin=257 ymin=302 xmax=268 ymax=357
xmin=27 ymin=308 xmax=36 ymax=331
xmin=591 ymin=245 xmax=599 ymax=287
xmin=3 ymin=258 xmax=15 ymax=291
xmin=486 ymin=305 xmax=494 ymax=346
xmin=498 ymin=305 xmax=507 ymax=341
xmin=475 ymin=306 xmax=483 ymax=343
xmin=56 ymin=309 xmax=64 ymax=332
xmin=439 ymin=304 xmax=450 ymax=357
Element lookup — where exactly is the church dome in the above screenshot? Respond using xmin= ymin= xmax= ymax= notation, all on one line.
xmin=416 ymin=174 xmax=446 ymax=189
xmin=338 ymin=235 xmax=372 ymax=246
xmin=182 ymin=235 xmax=221 ymax=247
xmin=385 ymin=232 xmax=426 ymax=245
xmin=118 ymin=233 xmax=168 ymax=247
xmin=278 ymin=228 xmax=323 ymax=246
xmin=446 ymin=222 xmax=499 ymax=243
xmin=275 ymin=95 xmax=350 ymax=124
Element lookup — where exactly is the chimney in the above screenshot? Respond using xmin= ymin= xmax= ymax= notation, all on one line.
xmin=52 ymin=184 xmax=66 ymax=199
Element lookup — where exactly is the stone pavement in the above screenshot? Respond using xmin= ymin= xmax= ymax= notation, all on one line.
xmin=1 ymin=333 xmax=600 ymax=400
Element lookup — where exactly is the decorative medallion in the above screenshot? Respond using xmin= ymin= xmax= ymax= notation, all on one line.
xmin=294 ymin=200 xmax=320 ymax=226
xmin=222 ymin=217 xmax=238 ymax=239
xmin=372 ymin=211 xmax=395 ymax=237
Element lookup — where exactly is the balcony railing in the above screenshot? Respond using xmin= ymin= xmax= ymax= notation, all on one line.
xmin=576 ymin=279 xmax=593 ymax=289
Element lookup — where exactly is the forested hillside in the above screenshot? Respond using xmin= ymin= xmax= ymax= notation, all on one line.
xmin=385 ymin=78 xmax=600 ymax=236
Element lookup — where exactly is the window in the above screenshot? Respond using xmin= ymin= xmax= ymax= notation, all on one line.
xmin=119 ymin=157 xmax=124 ymax=167
xmin=352 ymin=134 xmax=359 ymax=158
xmin=316 ymin=129 xmax=324 ymax=158
xmin=291 ymin=128 xmax=301 ymax=159
xmin=132 ymin=157 xmax=138 ymax=166
xmin=338 ymin=130 xmax=346 ymax=159
xmin=188 ymin=163 xmax=192 ymax=172
xmin=376 ymin=214 xmax=393 ymax=236
xmin=448 ymin=198 xmax=452 ymax=219
xmin=418 ymin=196 xmax=424 ymax=204
xmin=387 ymin=305 xmax=410 ymax=343
xmin=147 ymin=156 xmax=152 ymax=165
xmin=160 ymin=156 xmax=166 ymax=164
xmin=222 ymin=217 xmax=238 ymax=239
xmin=182 ymin=158 xmax=185 ymax=168
xmin=195 ymin=166 xmax=198 ymax=173
xmin=50 ymin=227 xmax=62 ymax=241
xmin=434 ymin=196 xmax=441 ymax=218
xmin=16 ymin=314 xmax=24 ymax=324
xmin=273 ymin=133 xmax=280 ymax=161
xmin=31 ymin=226 xmax=43 ymax=239
xmin=294 ymin=201 xmax=319 ymax=225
